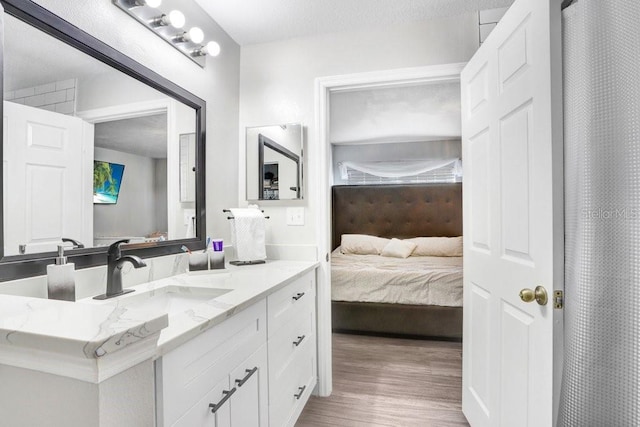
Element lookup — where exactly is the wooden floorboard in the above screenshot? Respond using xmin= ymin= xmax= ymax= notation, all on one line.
xmin=296 ymin=333 xmax=470 ymax=427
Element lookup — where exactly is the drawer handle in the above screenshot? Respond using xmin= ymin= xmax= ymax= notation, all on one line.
xmin=235 ymin=367 xmax=258 ymax=387
xmin=292 ymin=335 xmax=306 ymax=347
xmin=294 ymin=385 xmax=306 ymax=400
xmin=292 ymin=292 xmax=305 ymax=301
xmin=209 ymin=388 xmax=236 ymax=413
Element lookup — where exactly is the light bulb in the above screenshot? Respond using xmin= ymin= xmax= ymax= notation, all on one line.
xmin=188 ymin=27 xmax=204 ymax=44
xmin=204 ymin=41 xmax=221 ymax=57
xmin=167 ymin=10 xmax=185 ymax=28
xmin=145 ymin=0 xmax=161 ymax=8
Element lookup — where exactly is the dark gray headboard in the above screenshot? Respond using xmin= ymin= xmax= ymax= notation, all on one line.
xmin=331 ymin=183 xmax=463 ymax=250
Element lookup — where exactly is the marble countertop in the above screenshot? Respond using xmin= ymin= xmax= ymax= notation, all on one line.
xmin=0 ymin=260 xmax=317 ymax=365
xmin=84 ymin=259 xmax=318 ymax=356
xmin=0 ymin=293 xmax=168 ymax=359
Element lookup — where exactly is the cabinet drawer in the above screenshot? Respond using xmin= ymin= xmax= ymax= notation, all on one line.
xmin=268 ymin=302 xmax=315 ymax=385
xmin=157 ymin=300 xmax=267 ymax=426
xmin=269 ymin=337 xmax=317 ymax=427
xmin=267 ymin=271 xmax=315 ymax=336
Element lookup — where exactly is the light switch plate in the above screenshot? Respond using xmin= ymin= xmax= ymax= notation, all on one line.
xmin=286 ymin=207 xmax=305 ymax=226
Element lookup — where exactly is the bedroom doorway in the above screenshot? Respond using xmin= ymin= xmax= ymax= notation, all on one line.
xmin=312 ymin=63 xmax=466 ymax=397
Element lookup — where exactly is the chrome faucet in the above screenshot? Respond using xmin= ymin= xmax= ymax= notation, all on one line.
xmin=93 ymin=239 xmax=146 ymax=300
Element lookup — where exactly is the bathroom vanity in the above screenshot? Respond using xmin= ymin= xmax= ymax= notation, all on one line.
xmin=0 ymin=3 xmax=320 ymax=425
xmin=0 ymin=260 xmax=318 ymax=426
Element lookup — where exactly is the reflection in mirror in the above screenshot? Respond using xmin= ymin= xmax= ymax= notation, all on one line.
xmin=179 ymin=133 xmax=196 ymax=203
xmin=3 ymin=12 xmax=197 ymax=256
xmin=246 ymin=124 xmax=303 ymax=201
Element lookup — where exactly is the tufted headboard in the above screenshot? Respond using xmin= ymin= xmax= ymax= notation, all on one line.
xmin=331 ymin=183 xmax=463 ymax=250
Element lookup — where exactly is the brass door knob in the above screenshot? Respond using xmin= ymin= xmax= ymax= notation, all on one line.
xmin=519 ymin=285 xmax=548 ymax=306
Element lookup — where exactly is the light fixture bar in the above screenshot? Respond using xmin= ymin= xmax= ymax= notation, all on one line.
xmin=112 ymin=0 xmax=219 ymax=68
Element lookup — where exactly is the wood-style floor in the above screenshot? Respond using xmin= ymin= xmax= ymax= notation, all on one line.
xmin=296 ymin=333 xmax=470 ymax=427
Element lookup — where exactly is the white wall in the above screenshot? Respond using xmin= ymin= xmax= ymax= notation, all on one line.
xmin=239 ymin=14 xmax=479 ymax=248
xmin=93 ymin=147 xmax=163 ymax=240
xmin=77 ymin=71 xmax=164 ymax=112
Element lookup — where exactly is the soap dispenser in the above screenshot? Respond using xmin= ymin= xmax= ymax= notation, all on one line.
xmin=47 ymin=245 xmax=76 ymax=301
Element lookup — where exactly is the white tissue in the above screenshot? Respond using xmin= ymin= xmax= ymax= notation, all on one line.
xmin=229 ymin=208 xmax=266 ymax=261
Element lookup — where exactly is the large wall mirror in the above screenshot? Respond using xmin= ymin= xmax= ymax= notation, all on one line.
xmin=246 ymin=124 xmax=303 ymax=201
xmin=0 ymin=0 xmax=206 ymax=280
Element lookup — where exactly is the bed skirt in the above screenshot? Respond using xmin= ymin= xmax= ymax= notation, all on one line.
xmin=331 ymin=301 xmax=462 ymax=340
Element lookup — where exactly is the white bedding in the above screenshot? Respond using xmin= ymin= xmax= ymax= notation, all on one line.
xmin=331 ymin=248 xmax=463 ymax=307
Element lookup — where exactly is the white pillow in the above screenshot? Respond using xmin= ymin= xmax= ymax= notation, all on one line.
xmin=407 ymin=236 xmax=463 ymax=257
xmin=380 ymin=238 xmax=417 ymax=259
xmin=340 ymin=234 xmax=389 ymax=255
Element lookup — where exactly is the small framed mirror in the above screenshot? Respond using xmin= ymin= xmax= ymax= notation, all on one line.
xmin=246 ymin=124 xmax=303 ymax=201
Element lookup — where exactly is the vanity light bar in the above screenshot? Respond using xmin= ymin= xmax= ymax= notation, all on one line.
xmin=112 ymin=0 xmax=220 ymax=68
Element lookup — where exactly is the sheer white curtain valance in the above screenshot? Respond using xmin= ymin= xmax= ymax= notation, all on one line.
xmin=338 ymin=158 xmax=462 ymax=180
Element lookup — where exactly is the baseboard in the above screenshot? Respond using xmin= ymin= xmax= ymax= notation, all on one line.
xmin=332 ymin=328 xmax=463 ymax=343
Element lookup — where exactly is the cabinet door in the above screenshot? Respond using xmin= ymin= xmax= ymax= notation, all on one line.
xmin=174 ymin=377 xmax=232 ymax=427
xmin=229 ymin=345 xmax=268 ymax=426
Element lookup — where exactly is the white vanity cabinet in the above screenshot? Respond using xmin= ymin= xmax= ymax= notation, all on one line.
xmin=156 ymin=300 xmax=269 ymax=427
xmin=155 ymin=268 xmax=317 ymax=427
xmin=267 ymin=271 xmax=317 ymax=427
xmin=170 ymin=345 xmax=267 ymax=427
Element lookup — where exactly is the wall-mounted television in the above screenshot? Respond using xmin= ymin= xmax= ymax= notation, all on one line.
xmin=93 ymin=161 xmax=125 ymax=204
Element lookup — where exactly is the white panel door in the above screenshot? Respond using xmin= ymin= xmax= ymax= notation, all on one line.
xmin=3 ymin=101 xmax=92 ymax=255
xmin=461 ymin=0 xmax=563 ymax=426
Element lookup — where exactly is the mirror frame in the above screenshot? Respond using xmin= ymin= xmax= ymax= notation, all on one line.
xmin=246 ymin=123 xmax=304 ymax=202
xmin=0 ymin=0 xmax=207 ymax=281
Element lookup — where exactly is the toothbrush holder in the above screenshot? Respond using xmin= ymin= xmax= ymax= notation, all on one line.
xmin=210 ymin=239 xmax=225 ymax=269
xmin=188 ymin=252 xmax=209 ymax=272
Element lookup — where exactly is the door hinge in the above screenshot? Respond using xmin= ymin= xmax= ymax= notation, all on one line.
xmin=553 ymin=290 xmax=564 ymax=309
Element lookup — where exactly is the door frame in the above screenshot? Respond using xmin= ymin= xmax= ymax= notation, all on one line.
xmin=313 ymin=62 xmax=467 ymax=396
xmin=76 ymin=98 xmax=179 ymax=240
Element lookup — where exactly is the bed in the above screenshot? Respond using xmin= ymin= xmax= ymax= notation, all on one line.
xmin=331 ymin=183 xmax=463 ymax=340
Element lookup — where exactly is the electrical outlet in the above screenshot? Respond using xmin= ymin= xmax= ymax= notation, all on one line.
xmin=286 ymin=207 xmax=305 ymax=226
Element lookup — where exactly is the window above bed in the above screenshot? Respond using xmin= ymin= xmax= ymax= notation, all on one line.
xmin=338 ymin=159 xmax=462 ymax=185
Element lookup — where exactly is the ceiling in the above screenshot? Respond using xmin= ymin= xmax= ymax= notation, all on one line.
xmin=195 ymin=0 xmax=514 ymax=46
xmin=94 ymin=114 xmax=168 ymax=159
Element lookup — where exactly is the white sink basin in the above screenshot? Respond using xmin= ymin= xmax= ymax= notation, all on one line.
xmin=125 ymin=286 xmax=230 ymax=316
xmin=84 ymin=285 xmax=231 ymax=317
